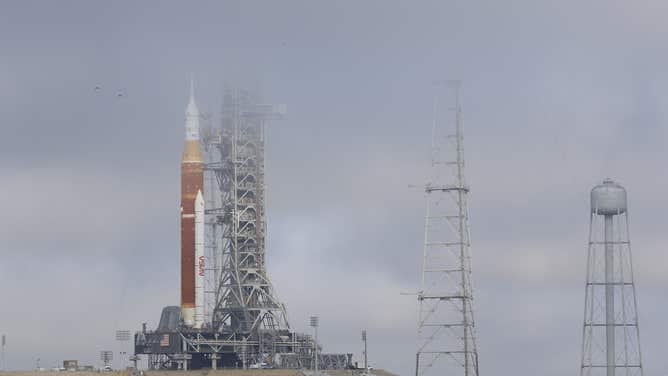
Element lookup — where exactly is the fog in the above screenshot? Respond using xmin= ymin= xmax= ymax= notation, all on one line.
xmin=2 ymin=1 xmax=668 ymax=375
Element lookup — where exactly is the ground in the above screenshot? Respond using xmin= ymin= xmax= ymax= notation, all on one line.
xmin=1 ymin=369 xmax=399 ymax=376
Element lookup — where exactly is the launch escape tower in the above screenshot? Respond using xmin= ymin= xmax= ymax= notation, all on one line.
xmin=416 ymin=81 xmax=479 ymax=376
xmin=580 ymin=180 xmax=643 ymax=376
xmin=134 ymin=85 xmax=352 ymax=371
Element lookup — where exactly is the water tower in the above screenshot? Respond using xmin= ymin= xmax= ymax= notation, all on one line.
xmin=580 ymin=179 xmax=643 ymax=376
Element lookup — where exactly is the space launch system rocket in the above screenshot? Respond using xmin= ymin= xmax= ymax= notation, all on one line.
xmin=181 ymin=81 xmax=205 ymax=329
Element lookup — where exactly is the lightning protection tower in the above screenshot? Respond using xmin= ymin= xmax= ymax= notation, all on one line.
xmin=580 ymin=179 xmax=643 ymax=376
xmin=416 ymin=81 xmax=479 ymax=376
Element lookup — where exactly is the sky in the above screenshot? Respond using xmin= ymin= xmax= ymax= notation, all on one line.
xmin=2 ymin=1 xmax=668 ymax=375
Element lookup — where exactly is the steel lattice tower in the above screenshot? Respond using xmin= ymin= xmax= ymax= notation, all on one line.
xmin=416 ymin=81 xmax=479 ymax=376
xmin=204 ymin=87 xmax=290 ymax=336
xmin=580 ymin=179 xmax=643 ymax=376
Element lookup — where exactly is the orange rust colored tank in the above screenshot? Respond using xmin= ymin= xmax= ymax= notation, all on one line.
xmin=181 ymin=139 xmax=202 ymax=325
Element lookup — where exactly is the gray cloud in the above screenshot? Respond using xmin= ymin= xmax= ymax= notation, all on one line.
xmin=2 ymin=1 xmax=668 ymax=375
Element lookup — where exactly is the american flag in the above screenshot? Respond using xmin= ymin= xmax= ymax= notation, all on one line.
xmin=159 ymin=334 xmax=169 ymax=347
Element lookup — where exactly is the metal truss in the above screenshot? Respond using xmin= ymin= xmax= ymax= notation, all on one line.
xmin=177 ymin=330 xmax=316 ymax=360
xmin=147 ymin=354 xmax=172 ymax=370
xmin=320 ymin=354 xmax=353 ymax=370
xmin=137 ymin=329 xmax=340 ymax=369
xmin=203 ymin=87 xmax=289 ymax=339
xmin=416 ymin=81 xmax=479 ymax=376
xmin=580 ymin=197 xmax=643 ymax=376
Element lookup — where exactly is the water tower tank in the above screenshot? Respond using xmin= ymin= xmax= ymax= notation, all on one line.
xmin=591 ymin=179 xmax=627 ymax=216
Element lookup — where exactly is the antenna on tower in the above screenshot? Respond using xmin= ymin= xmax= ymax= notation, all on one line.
xmin=415 ymin=81 xmax=480 ymax=376
xmin=190 ymin=73 xmax=195 ymax=99
xmin=580 ymin=179 xmax=644 ymax=376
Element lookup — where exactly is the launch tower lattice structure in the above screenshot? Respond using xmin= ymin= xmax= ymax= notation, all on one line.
xmin=204 ymin=87 xmax=290 ymax=336
xmin=416 ymin=81 xmax=479 ymax=376
xmin=580 ymin=180 xmax=643 ymax=376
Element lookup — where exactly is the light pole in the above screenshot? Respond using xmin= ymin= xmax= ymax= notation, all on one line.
xmin=100 ymin=351 xmax=113 ymax=370
xmin=1 ymin=334 xmax=6 ymax=372
xmin=310 ymin=316 xmax=319 ymax=376
xmin=361 ymin=330 xmax=367 ymax=373
xmin=115 ymin=330 xmax=131 ymax=369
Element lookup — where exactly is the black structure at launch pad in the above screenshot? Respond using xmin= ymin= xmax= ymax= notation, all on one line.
xmin=134 ymin=306 xmax=353 ymax=370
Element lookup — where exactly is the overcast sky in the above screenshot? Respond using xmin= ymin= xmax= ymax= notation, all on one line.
xmin=2 ymin=1 xmax=668 ymax=375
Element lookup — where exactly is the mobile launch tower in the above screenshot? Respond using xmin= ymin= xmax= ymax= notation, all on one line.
xmin=580 ymin=179 xmax=644 ymax=376
xmin=206 ymin=87 xmax=290 ymax=335
xmin=134 ymin=84 xmax=352 ymax=371
xmin=416 ymin=81 xmax=479 ymax=376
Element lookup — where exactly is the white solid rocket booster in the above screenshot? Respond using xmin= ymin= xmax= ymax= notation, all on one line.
xmin=194 ymin=189 xmax=205 ymax=329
